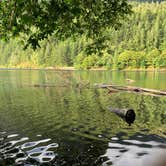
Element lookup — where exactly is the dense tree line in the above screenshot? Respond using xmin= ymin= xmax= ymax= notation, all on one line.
xmin=0 ymin=2 xmax=166 ymax=69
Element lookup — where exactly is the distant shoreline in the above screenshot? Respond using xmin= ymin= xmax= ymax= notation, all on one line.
xmin=0 ymin=66 xmax=166 ymax=72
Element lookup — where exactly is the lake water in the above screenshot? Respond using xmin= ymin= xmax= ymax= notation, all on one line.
xmin=0 ymin=70 xmax=165 ymax=166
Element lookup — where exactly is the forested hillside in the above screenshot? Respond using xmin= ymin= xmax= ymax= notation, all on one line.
xmin=0 ymin=2 xmax=166 ymax=69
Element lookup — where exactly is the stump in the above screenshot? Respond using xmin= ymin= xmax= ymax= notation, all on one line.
xmin=109 ymin=108 xmax=136 ymax=126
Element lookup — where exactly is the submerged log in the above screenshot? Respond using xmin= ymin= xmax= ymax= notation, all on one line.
xmin=32 ymin=81 xmax=90 ymax=89
xmin=95 ymin=84 xmax=166 ymax=96
xmin=109 ymin=108 xmax=136 ymax=126
xmin=33 ymin=84 xmax=66 ymax=87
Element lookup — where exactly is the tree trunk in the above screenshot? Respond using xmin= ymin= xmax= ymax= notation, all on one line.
xmin=95 ymin=84 xmax=166 ymax=97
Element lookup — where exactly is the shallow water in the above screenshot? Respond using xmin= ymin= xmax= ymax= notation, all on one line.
xmin=0 ymin=70 xmax=165 ymax=166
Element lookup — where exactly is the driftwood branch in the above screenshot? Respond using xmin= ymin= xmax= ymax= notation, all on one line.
xmin=29 ymin=82 xmax=166 ymax=97
xmin=95 ymin=84 xmax=166 ymax=97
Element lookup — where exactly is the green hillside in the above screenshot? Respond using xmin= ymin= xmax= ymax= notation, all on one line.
xmin=0 ymin=2 xmax=166 ymax=69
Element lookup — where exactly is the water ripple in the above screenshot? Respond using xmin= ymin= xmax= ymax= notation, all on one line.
xmin=101 ymin=134 xmax=166 ymax=166
xmin=0 ymin=133 xmax=58 ymax=165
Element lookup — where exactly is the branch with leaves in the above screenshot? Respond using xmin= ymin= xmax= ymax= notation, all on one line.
xmin=0 ymin=0 xmax=132 ymax=54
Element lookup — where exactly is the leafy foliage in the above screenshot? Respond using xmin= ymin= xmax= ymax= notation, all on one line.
xmin=0 ymin=2 xmax=166 ymax=69
xmin=0 ymin=0 xmax=131 ymax=52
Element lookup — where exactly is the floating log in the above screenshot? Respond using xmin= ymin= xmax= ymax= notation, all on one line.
xmin=109 ymin=108 xmax=136 ymax=126
xmin=32 ymin=81 xmax=90 ymax=89
xmin=33 ymin=84 xmax=66 ymax=87
xmin=95 ymin=84 xmax=166 ymax=96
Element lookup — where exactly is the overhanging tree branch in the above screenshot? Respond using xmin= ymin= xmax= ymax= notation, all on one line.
xmin=0 ymin=0 xmax=132 ymax=53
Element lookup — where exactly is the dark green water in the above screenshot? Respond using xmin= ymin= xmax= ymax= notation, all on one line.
xmin=0 ymin=70 xmax=166 ymax=166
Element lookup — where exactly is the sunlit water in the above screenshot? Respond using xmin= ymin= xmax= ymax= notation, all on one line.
xmin=0 ymin=70 xmax=165 ymax=166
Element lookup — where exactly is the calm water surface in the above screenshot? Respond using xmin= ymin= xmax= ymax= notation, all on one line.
xmin=0 ymin=70 xmax=165 ymax=166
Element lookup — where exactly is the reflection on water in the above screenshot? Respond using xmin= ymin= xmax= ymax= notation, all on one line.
xmin=0 ymin=70 xmax=165 ymax=165
xmin=0 ymin=132 xmax=58 ymax=165
xmin=102 ymin=133 xmax=166 ymax=166
xmin=0 ymin=132 xmax=166 ymax=166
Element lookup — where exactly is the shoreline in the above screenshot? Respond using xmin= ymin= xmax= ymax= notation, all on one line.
xmin=0 ymin=66 xmax=166 ymax=72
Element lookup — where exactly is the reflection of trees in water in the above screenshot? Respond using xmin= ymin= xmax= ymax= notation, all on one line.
xmin=0 ymin=71 xmax=165 ymax=165
xmin=0 ymin=81 xmax=165 ymax=138
xmin=106 ymin=92 xmax=166 ymax=136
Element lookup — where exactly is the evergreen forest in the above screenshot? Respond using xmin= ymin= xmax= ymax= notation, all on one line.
xmin=0 ymin=1 xmax=166 ymax=70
